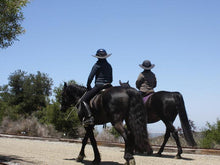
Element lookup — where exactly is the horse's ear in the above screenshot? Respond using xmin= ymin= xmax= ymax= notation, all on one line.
xmin=64 ymin=82 xmax=67 ymax=89
xmin=119 ymin=80 xmax=122 ymax=85
xmin=127 ymin=80 xmax=129 ymax=84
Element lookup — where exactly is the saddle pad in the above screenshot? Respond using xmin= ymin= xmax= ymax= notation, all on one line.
xmin=143 ymin=93 xmax=153 ymax=103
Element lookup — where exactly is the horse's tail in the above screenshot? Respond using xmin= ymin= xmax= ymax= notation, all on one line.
xmin=175 ymin=92 xmax=197 ymax=146
xmin=126 ymin=88 xmax=152 ymax=153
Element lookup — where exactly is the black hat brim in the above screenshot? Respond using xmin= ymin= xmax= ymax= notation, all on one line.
xmin=92 ymin=54 xmax=112 ymax=59
xmin=139 ymin=64 xmax=155 ymax=70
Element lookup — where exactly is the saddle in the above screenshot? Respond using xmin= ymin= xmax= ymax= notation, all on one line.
xmin=89 ymin=84 xmax=112 ymax=109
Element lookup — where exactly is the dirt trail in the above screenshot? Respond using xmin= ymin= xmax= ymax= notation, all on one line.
xmin=0 ymin=137 xmax=220 ymax=165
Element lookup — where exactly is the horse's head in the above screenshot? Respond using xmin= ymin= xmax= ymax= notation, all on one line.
xmin=60 ymin=82 xmax=86 ymax=112
xmin=60 ymin=82 xmax=71 ymax=112
xmin=119 ymin=80 xmax=131 ymax=88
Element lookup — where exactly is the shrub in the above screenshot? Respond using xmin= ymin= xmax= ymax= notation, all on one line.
xmin=34 ymin=101 xmax=82 ymax=138
xmin=96 ymin=126 xmax=124 ymax=143
xmin=200 ymin=119 xmax=220 ymax=148
xmin=96 ymin=128 xmax=119 ymax=143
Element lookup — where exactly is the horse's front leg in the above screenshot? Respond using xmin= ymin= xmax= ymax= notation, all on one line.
xmin=76 ymin=130 xmax=89 ymax=162
xmin=86 ymin=125 xmax=101 ymax=165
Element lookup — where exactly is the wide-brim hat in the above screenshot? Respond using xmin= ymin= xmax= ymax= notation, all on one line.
xmin=139 ymin=60 xmax=155 ymax=70
xmin=92 ymin=49 xmax=111 ymax=59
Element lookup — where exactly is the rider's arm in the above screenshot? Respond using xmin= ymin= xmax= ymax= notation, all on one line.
xmin=87 ymin=63 xmax=100 ymax=89
xmin=152 ymin=72 xmax=157 ymax=88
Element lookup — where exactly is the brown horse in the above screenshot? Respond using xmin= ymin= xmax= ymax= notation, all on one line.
xmin=119 ymin=80 xmax=196 ymax=158
xmin=60 ymin=82 xmax=152 ymax=165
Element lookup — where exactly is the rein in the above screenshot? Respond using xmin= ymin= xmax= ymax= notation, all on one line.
xmin=65 ymin=91 xmax=87 ymax=120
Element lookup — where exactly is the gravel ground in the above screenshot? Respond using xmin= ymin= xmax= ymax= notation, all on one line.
xmin=0 ymin=137 xmax=220 ymax=165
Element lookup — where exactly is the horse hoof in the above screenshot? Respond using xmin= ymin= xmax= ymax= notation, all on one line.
xmin=175 ymin=155 xmax=182 ymax=159
xmin=76 ymin=154 xmax=85 ymax=162
xmin=124 ymin=158 xmax=136 ymax=165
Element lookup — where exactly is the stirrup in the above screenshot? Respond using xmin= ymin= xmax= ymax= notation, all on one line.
xmin=82 ymin=116 xmax=94 ymax=127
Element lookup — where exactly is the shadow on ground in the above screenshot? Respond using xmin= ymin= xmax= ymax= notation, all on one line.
xmin=0 ymin=155 xmax=35 ymax=164
xmin=64 ymin=158 xmax=123 ymax=165
xmin=134 ymin=153 xmax=194 ymax=161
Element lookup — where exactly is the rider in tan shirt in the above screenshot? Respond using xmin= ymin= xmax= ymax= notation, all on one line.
xmin=136 ymin=60 xmax=157 ymax=96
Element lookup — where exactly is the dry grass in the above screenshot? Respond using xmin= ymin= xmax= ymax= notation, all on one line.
xmin=95 ymin=129 xmax=208 ymax=149
xmin=0 ymin=117 xmax=62 ymax=138
xmin=96 ymin=128 xmax=124 ymax=143
xmin=149 ymin=132 xmax=220 ymax=149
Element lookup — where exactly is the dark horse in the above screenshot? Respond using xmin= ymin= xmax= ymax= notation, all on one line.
xmin=60 ymin=82 xmax=152 ymax=165
xmin=119 ymin=80 xmax=197 ymax=158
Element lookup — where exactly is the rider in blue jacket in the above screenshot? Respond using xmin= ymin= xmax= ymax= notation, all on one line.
xmin=80 ymin=49 xmax=113 ymax=126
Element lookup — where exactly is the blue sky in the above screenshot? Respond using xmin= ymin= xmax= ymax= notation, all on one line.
xmin=0 ymin=0 xmax=220 ymax=133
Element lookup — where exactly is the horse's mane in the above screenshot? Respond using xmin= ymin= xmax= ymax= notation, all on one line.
xmin=69 ymin=83 xmax=86 ymax=91
xmin=67 ymin=83 xmax=86 ymax=97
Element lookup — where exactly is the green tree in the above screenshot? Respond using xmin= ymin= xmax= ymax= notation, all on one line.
xmin=1 ymin=77 xmax=83 ymax=138
xmin=0 ymin=0 xmax=30 ymax=48
xmin=0 ymin=84 xmax=10 ymax=103
xmin=0 ymin=99 xmax=6 ymax=122
xmin=4 ymin=70 xmax=53 ymax=114
xmin=0 ymin=84 xmax=20 ymax=121
xmin=200 ymin=119 xmax=220 ymax=148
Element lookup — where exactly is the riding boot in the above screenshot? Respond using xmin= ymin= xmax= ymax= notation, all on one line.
xmin=81 ymin=101 xmax=94 ymax=126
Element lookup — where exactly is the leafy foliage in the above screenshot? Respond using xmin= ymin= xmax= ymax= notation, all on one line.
xmin=0 ymin=0 xmax=30 ymax=48
xmin=0 ymin=70 xmax=53 ymax=115
xmin=35 ymin=101 xmax=81 ymax=138
xmin=200 ymin=119 xmax=220 ymax=148
xmin=0 ymin=72 xmax=83 ymax=138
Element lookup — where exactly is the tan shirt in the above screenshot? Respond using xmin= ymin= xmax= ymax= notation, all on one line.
xmin=136 ymin=70 xmax=157 ymax=94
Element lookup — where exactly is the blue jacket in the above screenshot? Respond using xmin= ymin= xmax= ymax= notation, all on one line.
xmin=87 ymin=59 xmax=112 ymax=88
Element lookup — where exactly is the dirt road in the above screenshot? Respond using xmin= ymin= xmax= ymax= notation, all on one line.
xmin=0 ymin=137 xmax=220 ymax=165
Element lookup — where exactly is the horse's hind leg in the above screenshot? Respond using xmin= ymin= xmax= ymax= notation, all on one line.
xmin=113 ymin=122 xmax=135 ymax=165
xmin=125 ymin=130 xmax=136 ymax=165
xmin=171 ymin=129 xmax=182 ymax=159
xmin=167 ymin=121 xmax=182 ymax=158
xmin=161 ymin=120 xmax=182 ymax=158
xmin=157 ymin=129 xmax=170 ymax=156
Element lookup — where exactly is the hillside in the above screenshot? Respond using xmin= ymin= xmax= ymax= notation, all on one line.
xmin=149 ymin=132 xmax=220 ymax=149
